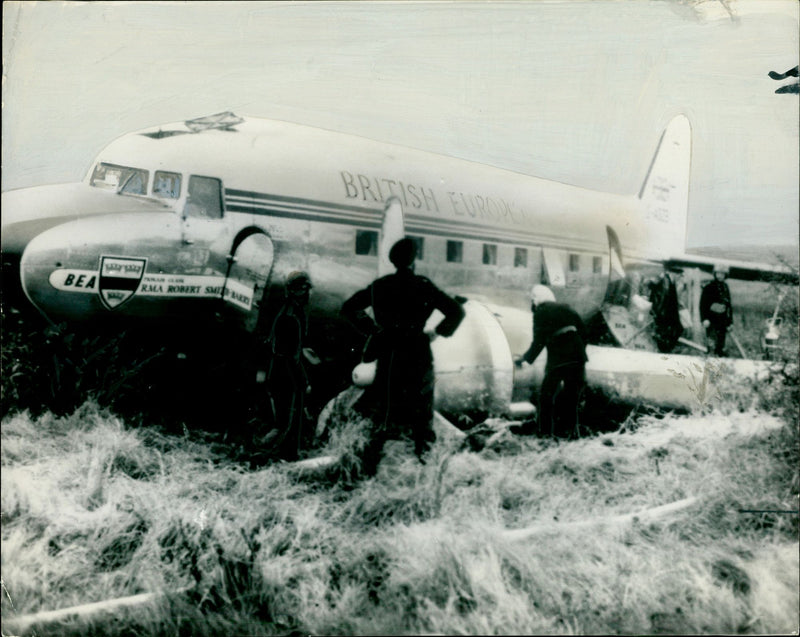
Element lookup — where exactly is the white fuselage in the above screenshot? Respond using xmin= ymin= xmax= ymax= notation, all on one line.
xmin=5 ymin=114 xmax=718 ymax=416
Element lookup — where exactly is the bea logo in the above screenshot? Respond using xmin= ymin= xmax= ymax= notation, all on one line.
xmin=63 ymin=273 xmax=97 ymax=289
xmin=99 ymin=256 xmax=147 ymax=309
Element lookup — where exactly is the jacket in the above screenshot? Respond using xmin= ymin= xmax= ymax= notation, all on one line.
xmin=522 ymin=302 xmax=588 ymax=371
xmin=700 ymin=280 xmax=733 ymax=327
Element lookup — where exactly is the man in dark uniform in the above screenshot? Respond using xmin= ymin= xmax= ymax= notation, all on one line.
xmin=700 ymin=263 xmax=733 ymax=357
xmin=649 ymin=265 xmax=684 ymax=353
xmin=515 ymin=285 xmax=588 ymax=439
xmin=256 ymin=270 xmax=317 ymax=460
xmin=341 ymin=238 xmax=465 ymax=476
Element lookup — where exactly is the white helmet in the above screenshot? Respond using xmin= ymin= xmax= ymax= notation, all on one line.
xmin=713 ymin=263 xmax=730 ymax=275
xmin=530 ymin=284 xmax=556 ymax=305
xmin=352 ymin=361 xmax=377 ymax=387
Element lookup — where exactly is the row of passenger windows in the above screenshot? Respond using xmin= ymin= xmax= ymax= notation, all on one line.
xmin=569 ymin=253 xmax=603 ymax=273
xmin=354 ymin=230 xmax=603 ymax=273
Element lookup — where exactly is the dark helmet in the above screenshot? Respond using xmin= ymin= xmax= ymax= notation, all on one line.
xmin=389 ymin=238 xmax=417 ymax=268
xmin=286 ymin=270 xmax=312 ymax=292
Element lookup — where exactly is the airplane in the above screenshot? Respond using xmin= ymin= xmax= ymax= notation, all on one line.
xmin=2 ymin=111 xmax=796 ymax=423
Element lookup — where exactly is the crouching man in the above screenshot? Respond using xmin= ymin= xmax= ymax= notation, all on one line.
xmin=515 ymin=285 xmax=588 ymax=439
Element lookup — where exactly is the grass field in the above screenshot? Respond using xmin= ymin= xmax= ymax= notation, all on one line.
xmin=2 ymin=396 xmax=797 ymax=636
xmin=1 ymin=271 xmax=797 ymax=635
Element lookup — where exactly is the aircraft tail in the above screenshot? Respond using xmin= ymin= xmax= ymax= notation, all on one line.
xmin=637 ymin=114 xmax=692 ymax=258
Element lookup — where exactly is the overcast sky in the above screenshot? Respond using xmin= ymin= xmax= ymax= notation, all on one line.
xmin=2 ymin=0 xmax=798 ymax=249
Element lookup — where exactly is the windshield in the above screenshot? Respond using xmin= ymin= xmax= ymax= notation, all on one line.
xmin=90 ymin=163 xmax=149 ymax=196
xmin=154 ymin=171 xmax=181 ymax=199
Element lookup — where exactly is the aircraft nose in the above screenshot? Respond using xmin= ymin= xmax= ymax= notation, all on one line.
xmin=2 ymin=187 xmax=68 ymax=300
xmin=2 ymin=188 xmax=45 ymax=257
xmin=18 ymin=225 xmax=72 ymax=312
xmin=17 ymin=209 xmax=184 ymax=322
xmin=1 ymin=183 xmax=89 ymax=258
xmin=2 ymin=182 xmax=172 ymax=259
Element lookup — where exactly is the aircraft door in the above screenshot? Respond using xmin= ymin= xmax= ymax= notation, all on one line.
xmin=222 ymin=231 xmax=275 ymax=332
xmin=542 ymin=248 xmax=566 ymax=287
xmin=378 ymin=197 xmax=405 ymax=276
xmin=349 ymin=197 xmax=405 ymax=382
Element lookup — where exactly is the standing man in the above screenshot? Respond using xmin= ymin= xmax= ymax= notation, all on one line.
xmin=649 ymin=265 xmax=684 ymax=353
xmin=515 ymin=285 xmax=588 ymax=439
xmin=341 ymin=238 xmax=465 ymax=476
xmin=256 ymin=270 xmax=317 ymax=460
xmin=700 ymin=263 xmax=733 ymax=357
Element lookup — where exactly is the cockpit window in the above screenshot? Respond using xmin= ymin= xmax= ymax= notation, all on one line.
xmin=120 ymin=170 xmax=148 ymax=195
xmin=183 ymin=175 xmax=223 ymax=219
xmin=154 ymin=171 xmax=181 ymax=199
xmin=90 ymin=163 xmax=149 ymax=195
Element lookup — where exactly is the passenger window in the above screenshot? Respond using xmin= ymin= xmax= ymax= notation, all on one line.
xmin=355 ymin=230 xmax=378 ymax=256
xmin=184 ymin=175 xmax=223 ymax=219
xmin=154 ymin=171 xmax=181 ymax=199
xmin=447 ymin=241 xmax=463 ymax=263
xmin=569 ymin=253 xmax=580 ymax=272
xmin=408 ymin=235 xmax=425 ymax=261
xmin=593 ymin=256 xmax=603 ymax=274
xmin=482 ymin=244 xmax=498 ymax=265
xmin=514 ymin=247 xmax=528 ymax=268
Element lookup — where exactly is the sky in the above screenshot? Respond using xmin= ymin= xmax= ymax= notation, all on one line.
xmin=2 ymin=0 xmax=798 ymax=249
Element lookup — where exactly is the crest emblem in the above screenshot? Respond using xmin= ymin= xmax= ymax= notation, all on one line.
xmin=98 ymin=256 xmax=147 ymax=310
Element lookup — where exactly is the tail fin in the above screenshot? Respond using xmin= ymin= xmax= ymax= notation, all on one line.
xmin=637 ymin=114 xmax=692 ymax=259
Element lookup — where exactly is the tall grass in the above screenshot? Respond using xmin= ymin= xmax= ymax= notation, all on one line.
xmin=2 ymin=398 xmax=797 ymax=636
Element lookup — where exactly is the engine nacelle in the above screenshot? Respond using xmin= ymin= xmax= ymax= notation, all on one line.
xmin=430 ymin=300 xmax=515 ymax=418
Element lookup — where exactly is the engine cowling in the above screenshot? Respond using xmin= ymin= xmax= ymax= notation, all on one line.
xmin=430 ymin=300 xmax=515 ymax=419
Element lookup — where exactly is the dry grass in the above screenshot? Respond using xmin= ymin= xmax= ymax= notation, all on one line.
xmin=1 ymin=399 xmax=798 ymax=636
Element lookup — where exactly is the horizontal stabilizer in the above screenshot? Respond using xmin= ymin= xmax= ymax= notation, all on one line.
xmin=664 ymin=255 xmax=798 ymax=285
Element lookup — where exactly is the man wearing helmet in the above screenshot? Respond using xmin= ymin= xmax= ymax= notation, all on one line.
xmin=342 ymin=237 xmax=465 ymax=476
xmin=648 ymin=265 xmax=684 ymax=353
xmin=515 ymin=285 xmax=588 ymax=439
xmin=700 ymin=263 xmax=734 ymax=356
xmin=257 ymin=270 xmax=318 ymax=460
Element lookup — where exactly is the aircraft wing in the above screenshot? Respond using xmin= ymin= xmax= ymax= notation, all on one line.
xmin=662 ymin=254 xmax=798 ymax=285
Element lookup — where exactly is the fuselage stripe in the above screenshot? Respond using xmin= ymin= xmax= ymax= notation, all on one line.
xmin=225 ymin=191 xmax=605 ymax=252
xmin=226 ymin=188 xmax=373 ymax=216
xmin=227 ymin=203 xmax=383 ymax=229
